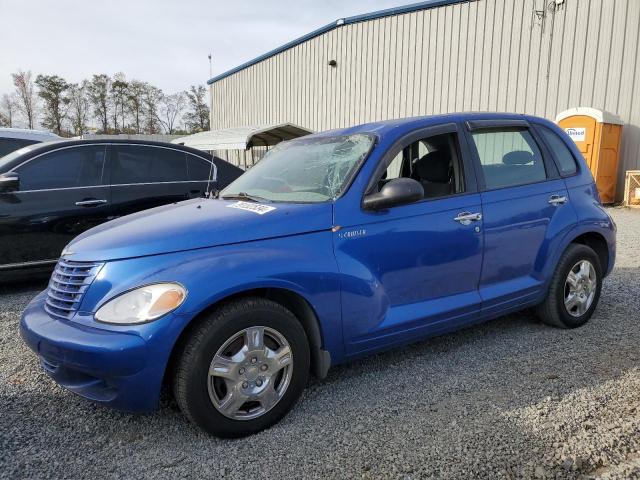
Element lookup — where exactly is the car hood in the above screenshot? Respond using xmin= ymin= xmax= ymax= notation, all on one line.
xmin=65 ymin=198 xmax=334 ymax=262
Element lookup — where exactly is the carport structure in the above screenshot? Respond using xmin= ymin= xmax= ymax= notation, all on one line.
xmin=172 ymin=123 xmax=312 ymax=169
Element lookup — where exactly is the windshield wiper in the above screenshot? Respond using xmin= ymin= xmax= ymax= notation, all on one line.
xmin=220 ymin=192 xmax=269 ymax=203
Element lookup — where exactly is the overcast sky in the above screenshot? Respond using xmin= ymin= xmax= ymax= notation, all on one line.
xmin=0 ymin=0 xmax=412 ymax=96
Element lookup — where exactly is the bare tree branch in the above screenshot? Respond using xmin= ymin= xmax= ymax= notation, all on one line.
xmin=11 ymin=70 xmax=37 ymax=129
xmin=157 ymin=92 xmax=186 ymax=134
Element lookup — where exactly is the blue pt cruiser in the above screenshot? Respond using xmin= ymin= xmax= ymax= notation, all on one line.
xmin=21 ymin=113 xmax=616 ymax=437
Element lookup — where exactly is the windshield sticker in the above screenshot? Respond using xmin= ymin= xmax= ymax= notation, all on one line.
xmin=227 ymin=201 xmax=276 ymax=215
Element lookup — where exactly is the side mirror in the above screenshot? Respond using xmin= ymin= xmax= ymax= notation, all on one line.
xmin=0 ymin=172 xmax=19 ymax=193
xmin=362 ymin=177 xmax=424 ymax=210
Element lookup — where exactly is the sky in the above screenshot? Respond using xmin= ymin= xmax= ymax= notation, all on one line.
xmin=0 ymin=0 xmax=414 ymax=96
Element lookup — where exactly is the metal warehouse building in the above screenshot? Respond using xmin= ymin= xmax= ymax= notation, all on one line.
xmin=208 ymin=0 xmax=640 ymax=200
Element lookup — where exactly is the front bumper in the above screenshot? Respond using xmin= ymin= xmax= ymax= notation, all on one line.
xmin=20 ymin=291 xmax=166 ymax=412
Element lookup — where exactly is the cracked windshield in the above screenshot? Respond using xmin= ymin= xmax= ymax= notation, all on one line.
xmin=221 ymin=134 xmax=373 ymax=203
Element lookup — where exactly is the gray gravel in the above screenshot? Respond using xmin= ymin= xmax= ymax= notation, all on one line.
xmin=1 ymin=207 xmax=639 ymax=480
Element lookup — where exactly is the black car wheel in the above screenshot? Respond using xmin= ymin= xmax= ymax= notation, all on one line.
xmin=537 ymin=243 xmax=602 ymax=329
xmin=173 ymin=297 xmax=310 ymax=437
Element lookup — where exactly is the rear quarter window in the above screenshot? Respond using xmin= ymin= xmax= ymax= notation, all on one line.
xmin=185 ymin=154 xmax=215 ymax=181
xmin=538 ymin=125 xmax=578 ymax=176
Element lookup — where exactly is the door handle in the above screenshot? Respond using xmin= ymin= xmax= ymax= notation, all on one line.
xmin=548 ymin=194 xmax=567 ymax=206
xmin=75 ymin=199 xmax=107 ymax=207
xmin=454 ymin=211 xmax=482 ymax=225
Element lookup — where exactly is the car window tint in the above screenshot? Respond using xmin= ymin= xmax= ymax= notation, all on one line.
xmin=186 ymin=154 xmax=214 ymax=181
xmin=17 ymin=146 xmax=106 ymax=190
xmin=0 ymin=138 xmax=38 ymax=157
xmin=111 ymin=146 xmax=188 ymax=184
xmin=538 ymin=125 xmax=578 ymax=176
xmin=471 ymin=129 xmax=546 ymax=189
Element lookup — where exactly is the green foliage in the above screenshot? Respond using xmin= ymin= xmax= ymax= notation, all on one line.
xmin=35 ymin=74 xmax=70 ymax=135
xmin=184 ymin=85 xmax=210 ymax=133
xmin=87 ymin=74 xmax=111 ymax=133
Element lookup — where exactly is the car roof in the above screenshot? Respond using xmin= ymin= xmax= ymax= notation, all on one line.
xmin=309 ymin=112 xmax=555 ymax=140
xmin=0 ymin=127 xmax=61 ymax=141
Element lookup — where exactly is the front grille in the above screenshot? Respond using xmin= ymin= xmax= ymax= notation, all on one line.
xmin=45 ymin=259 xmax=104 ymax=319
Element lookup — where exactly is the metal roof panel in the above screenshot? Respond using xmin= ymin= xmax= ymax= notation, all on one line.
xmin=207 ymin=0 xmax=472 ymax=85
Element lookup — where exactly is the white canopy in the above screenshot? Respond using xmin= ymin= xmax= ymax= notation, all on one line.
xmin=171 ymin=123 xmax=313 ymax=151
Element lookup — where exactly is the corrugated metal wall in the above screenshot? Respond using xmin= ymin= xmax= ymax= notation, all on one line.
xmin=210 ymin=0 xmax=640 ymax=198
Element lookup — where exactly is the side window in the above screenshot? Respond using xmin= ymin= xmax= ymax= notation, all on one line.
xmin=471 ymin=129 xmax=546 ymax=190
xmin=381 ymin=152 xmax=404 ymax=182
xmin=538 ymin=125 xmax=578 ymax=176
xmin=186 ymin=154 xmax=215 ymax=181
xmin=0 ymin=138 xmax=38 ymax=157
xmin=17 ymin=146 xmax=106 ymax=190
xmin=111 ymin=146 xmax=188 ymax=184
xmin=375 ymin=132 xmax=464 ymax=199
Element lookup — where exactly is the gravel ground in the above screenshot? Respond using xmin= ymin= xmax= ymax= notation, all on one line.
xmin=1 ymin=207 xmax=639 ymax=480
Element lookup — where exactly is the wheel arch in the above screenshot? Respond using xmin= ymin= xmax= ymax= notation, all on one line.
xmin=165 ymin=287 xmax=331 ymax=389
xmin=567 ymin=231 xmax=609 ymax=274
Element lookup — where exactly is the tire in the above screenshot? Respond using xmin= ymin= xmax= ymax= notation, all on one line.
xmin=173 ymin=297 xmax=310 ymax=438
xmin=536 ymin=243 xmax=602 ymax=329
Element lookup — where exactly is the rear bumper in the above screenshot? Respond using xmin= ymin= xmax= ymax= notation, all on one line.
xmin=20 ymin=291 xmax=165 ymax=412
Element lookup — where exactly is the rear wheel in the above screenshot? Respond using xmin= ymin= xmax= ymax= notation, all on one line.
xmin=173 ymin=298 xmax=310 ymax=437
xmin=537 ymin=243 xmax=602 ymax=328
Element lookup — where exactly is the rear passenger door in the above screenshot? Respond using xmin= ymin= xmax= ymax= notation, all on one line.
xmin=108 ymin=144 xmax=202 ymax=219
xmin=463 ymin=120 xmax=577 ymax=316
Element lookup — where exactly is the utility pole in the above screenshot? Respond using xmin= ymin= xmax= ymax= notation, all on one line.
xmin=207 ymin=53 xmax=213 ymax=134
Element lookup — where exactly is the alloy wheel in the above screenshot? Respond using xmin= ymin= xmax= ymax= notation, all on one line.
xmin=207 ymin=326 xmax=293 ymax=420
xmin=563 ymin=259 xmax=597 ymax=317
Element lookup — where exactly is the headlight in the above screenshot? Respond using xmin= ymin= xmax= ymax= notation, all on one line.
xmin=95 ymin=283 xmax=186 ymax=325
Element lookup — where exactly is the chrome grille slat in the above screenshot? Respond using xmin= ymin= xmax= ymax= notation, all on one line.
xmin=48 ymin=283 xmax=86 ymax=295
xmin=45 ymin=299 xmax=75 ymax=311
xmin=45 ymin=259 xmax=104 ymax=320
xmin=46 ymin=290 xmax=82 ymax=303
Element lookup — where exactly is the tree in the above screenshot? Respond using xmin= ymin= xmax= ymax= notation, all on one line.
xmin=87 ymin=74 xmax=111 ymax=133
xmin=111 ymin=72 xmax=128 ymax=132
xmin=143 ymin=84 xmax=163 ymax=134
xmin=68 ymin=81 xmax=91 ymax=136
xmin=12 ymin=70 xmax=37 ymax=129
xmin=35 ymin=74 xmax=71 ymax=135
xmin=0 ymin=94 xmax=16 ymax=127
xmin=126 ymin=80 xmax=147 ymax=133
xmin=157 ymin=92 xmax=185 ymax=134
xmin=184 ymin=85 xmax=209 ymax=133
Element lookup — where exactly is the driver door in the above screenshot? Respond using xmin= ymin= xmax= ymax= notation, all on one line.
xmin=333 ymin=123 xmax=484 ymax=357
xmin=0 ymin=145 xmax=111 ymax=267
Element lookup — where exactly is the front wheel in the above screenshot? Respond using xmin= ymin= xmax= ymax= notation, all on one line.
xmin=537 ymin=243 xmax=602 ymax=329
xmin=173 ymin=298 xmax=310 ymax=437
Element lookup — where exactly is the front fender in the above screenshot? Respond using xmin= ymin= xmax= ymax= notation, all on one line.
xmin=77 ymin=231 xmax=344 ymax=362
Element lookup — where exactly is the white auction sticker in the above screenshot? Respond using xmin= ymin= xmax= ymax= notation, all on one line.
xmin=565 ymin=127 xmax=586 ymax=142
xmin=227 ymin=201 xmax=276 ymax=215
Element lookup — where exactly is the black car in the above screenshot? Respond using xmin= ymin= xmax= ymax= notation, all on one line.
xmin=0 ymin=139 xmax=243 ymax=279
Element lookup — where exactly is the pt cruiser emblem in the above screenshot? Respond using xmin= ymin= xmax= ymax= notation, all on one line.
xmin=337 ymin=228 xmax=367 ymax=239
